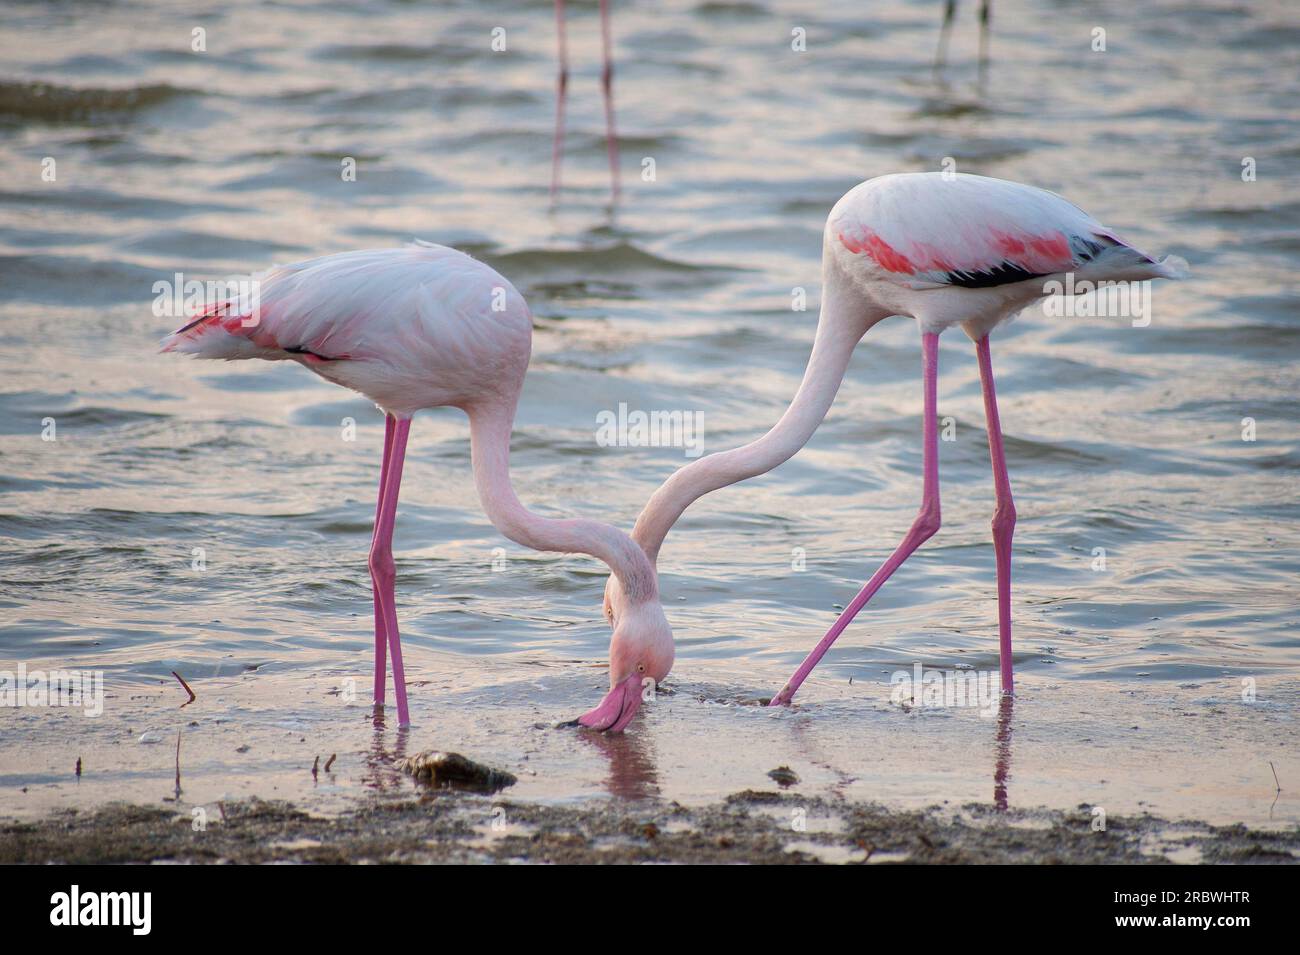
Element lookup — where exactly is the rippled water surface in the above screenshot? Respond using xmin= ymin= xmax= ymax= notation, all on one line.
xmin=1 ymin=0 xmax=1297 ymax=825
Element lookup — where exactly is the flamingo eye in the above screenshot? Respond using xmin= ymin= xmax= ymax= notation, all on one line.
xmin=637 ymin=663 xmax=645 ymax=673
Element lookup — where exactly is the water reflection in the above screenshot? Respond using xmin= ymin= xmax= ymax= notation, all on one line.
xmin=575 ymin=724 xmax=659 ymax=801
xmin=786 ymin=708 xmax=858 ymax=800
xmin=361 ymin=713 xmax=410 ymax=794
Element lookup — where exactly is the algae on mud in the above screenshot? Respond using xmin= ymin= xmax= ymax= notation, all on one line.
xmin=2 ymin=792 xmax=1296 ymax=865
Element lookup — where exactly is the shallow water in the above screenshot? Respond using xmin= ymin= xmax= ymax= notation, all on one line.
xmin=0 ymin=1 xmax=1297 ymax=828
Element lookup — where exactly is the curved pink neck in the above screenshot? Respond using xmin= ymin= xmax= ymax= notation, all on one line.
xmin=468 ymin=398 xmax=658 ymax=603
xmin=632 ymin=269 xmax=868 ymax=563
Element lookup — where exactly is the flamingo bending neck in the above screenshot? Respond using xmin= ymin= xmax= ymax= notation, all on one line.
xmin=631 ymin=260 xmax=874 ymax=564
xmin=467 ymin=397 xmax=658 ymax=604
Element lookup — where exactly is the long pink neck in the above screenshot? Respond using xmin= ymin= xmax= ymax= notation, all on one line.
xmin=468 ymin=398 xmax=658 ymax=603
xmin=632 ymin=270 xmax=868 ymax=563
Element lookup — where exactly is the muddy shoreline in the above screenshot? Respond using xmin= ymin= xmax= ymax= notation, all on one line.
xmin=4 ymin=791 xmax=1296 ymax=865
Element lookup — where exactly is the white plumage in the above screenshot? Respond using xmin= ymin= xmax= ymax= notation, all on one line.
xmin=827 ymin=172 xmax=1186 ymax=334
xmin=162 ymin=242 xmax=533 ymax=417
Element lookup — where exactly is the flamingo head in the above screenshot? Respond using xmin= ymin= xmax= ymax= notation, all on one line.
xmin=577 ymin=588 xmax=674 ymax=733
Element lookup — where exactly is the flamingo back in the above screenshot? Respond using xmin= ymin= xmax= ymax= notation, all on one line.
xmin=828 ymin=172 xmax=1186 ymax=294
xmin=160 ymin=242 xmax=533 ymax=416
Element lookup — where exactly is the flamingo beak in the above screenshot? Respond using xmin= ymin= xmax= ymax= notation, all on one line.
xmin=576 ymin=672 xmax=645 ymax=734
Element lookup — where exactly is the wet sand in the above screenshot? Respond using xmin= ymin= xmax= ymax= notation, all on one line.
xmin=4 ymin=791 xmax=1296 ymax=865
xmin=2 ymin=662 xmax=1296 ymax=863
xmin=4 ymin=664 xmax=1296 ymax=823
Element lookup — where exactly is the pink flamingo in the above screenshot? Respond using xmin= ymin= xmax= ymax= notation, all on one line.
xmin=603 ymin=172 xmax=1186 ymax=706
xmin=550 ymin=0 xmax=620 ymax=201
xmin=161 ymin=242 xmax=671 ymax=732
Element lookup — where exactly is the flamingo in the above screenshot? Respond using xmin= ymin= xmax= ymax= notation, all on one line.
xmin=602 ymin=172 xmax=1187 ymax=707
xmin=160 ymin=242 xmax=672 ymax=733
xmin=550 ymin=0 xmax=620 ymax=201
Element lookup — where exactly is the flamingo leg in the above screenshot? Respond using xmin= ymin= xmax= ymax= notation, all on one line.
xmin=978 ymin=0 xmax=992 ymax=83
xmin=771 ymin=332 xmax=942 ymax=706
xmin=550 ymin=0 xmax=569 ymax=201
xmin=975 ymin=335 xmax=1015 ymax=694
xmin=370 ymin=417 xmax=413 ymax=726
xmin=598 ymin=0 xmax=620 ymax=201
xmin=934 ymin=0 xmax=957 ymax=70
xmin=371 ymin=414 xmax=396 ymax=708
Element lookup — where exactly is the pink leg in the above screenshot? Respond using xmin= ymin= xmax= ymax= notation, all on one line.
xmin=771 ymin=332 xmax=942 ymax=706
xmin=975 ymin=335 xmax=1015 ymax=694
xmin=370 ymin=417 xmax=412 ymax=726
xmin=371 ymin=414 xmax=396 ymax=707
xmin=598 ymin=0 xmax=621 ymax=200
xmin=550 ymin=0 xmax=569 ymax=200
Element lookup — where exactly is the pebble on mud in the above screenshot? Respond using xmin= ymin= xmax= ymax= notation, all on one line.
xmin=768 ymin=766 xmax=800 ymax=787
xmin=398 ymin=751 xmax=517 ymax=793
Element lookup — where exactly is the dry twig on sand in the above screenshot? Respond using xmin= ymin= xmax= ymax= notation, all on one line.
xmin=171 ymin=671 xmax=196 ymax=707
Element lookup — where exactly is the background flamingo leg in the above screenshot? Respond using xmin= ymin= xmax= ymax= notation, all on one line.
xmin=370 ymin=414 xmax=396 ymax=709
xmin=770 ymin=332 xmax=942 ymax=706
xmin=550 ymin=0 xmax=569 ymax=200
xmin=934 ymin=0 xmax=957 ymax=70
xmin=599 ymin=0 xmax=620 ymax=200
xmin=370 ymin=418 xmax=413 ymax=726
xmin=975 ymin=335 xmax=1015 ymax=694
xmin=978 ymin=0 xmax=992 ymax=83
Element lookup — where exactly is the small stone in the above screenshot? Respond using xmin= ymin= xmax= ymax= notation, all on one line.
xmin=398 ymin=751 xmax=517 ymax=793
xmin=768 ymin=766 xmax=799 ymax=787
